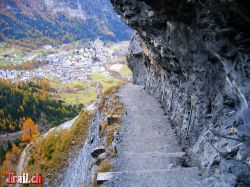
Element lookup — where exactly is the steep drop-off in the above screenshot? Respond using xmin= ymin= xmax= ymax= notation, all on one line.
xmin=111 ymin=0 xmax=250 ymax=186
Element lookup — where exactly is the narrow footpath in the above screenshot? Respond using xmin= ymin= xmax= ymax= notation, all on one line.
xmin=100 ymin=84 xmax=202 ymax=187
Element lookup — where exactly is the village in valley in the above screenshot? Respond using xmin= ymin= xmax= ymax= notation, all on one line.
xmin=0 ymin=39 xmax=132 ymax=105
xmin=0 ymin=40 xmax=130 ymax=83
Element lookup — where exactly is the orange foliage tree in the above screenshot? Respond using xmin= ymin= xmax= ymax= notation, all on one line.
xmin=0 ymin=144 xmax=21 ymax=180
xmin=21 ymin=118 xmax=40 ymax=143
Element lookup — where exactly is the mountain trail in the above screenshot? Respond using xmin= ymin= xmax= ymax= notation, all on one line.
xmin=100 ymin=84 xmax=202 ymax=187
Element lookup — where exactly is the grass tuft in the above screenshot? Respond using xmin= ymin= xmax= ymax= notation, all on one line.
xmin=96 ymin=161 xmax=113 ymax=173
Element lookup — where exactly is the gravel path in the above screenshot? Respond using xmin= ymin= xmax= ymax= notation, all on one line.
xmin=102 ymin=84 xmax=202 ymax=187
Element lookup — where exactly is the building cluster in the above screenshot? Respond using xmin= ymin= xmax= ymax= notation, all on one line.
xmin=0 ymin=39 xmax=115 ymax=84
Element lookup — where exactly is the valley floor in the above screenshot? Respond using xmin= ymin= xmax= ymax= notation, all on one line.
xmin=101 ymin=84 xmax=203 ymax=187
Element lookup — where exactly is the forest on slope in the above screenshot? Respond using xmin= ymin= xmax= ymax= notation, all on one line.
xmin=0 ymin=0 xmax=132 ymax=45
xmin=0 ymin=79 xmax=82 ymax=132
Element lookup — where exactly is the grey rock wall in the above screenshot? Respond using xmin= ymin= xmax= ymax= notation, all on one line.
xmin=111 ymin=0 xmax=250 ymax=186
xmin=59 ymin=112 xmax=101 ymax=187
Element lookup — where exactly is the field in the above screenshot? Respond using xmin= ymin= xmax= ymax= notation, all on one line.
xmin=49 ymin=78 xmax=90 ymax=90
xmin=49 ymin=73 xmax=120 ymax=106
xmin=119 ymin=64 xmax=132 ymax=76
xmin=108 ymin=63 xmax=132 ymax=77
xmin=60 ymin=89 xmax=97 ymax=105
xmin=49 ymin=79 xmax=96 ymax=105
xmin=90 ymin=72 xmax=120 ymax=91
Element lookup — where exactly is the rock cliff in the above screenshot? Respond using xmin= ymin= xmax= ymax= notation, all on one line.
xmin=110 ymin=0 xmax=250 ymax=186
xmin=59 ymin=87 xmax=123 ymax=186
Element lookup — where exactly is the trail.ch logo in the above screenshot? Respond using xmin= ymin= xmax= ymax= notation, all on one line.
xmin=5 ymin=173 xmax=42 ymax=185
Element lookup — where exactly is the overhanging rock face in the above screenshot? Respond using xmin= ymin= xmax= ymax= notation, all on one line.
xmin=110 ymin=0 xmax=250 ymax=186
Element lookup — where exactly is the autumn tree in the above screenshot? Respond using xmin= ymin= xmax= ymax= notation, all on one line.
xmin=0 ymin=144 xmax=21 ymax=178
xmin=37 ymin=78 xmax=50 ymax=91
xmin=21 ymin=118 xmax=40 ymax=143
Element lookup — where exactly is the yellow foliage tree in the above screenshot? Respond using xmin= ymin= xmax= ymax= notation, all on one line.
xmin=21 ymin=118 xmax=40 ymax=143
xmin=11 ymin=144 xmax=21 ymax=155
xmin=38 ymin=78 xmax=50 ymax=91
xmin=0 ymin=144 xmax=21 ymax=178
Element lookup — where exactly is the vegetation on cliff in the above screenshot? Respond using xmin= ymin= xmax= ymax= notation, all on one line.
xmin=92 ymin=86 xmax=124 ymax=186
xmin=23 ymin=110 xmax=92 ymax=185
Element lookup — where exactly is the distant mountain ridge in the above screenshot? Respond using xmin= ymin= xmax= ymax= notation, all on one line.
xmin=0 ymin=0 xmax=132 ymax=43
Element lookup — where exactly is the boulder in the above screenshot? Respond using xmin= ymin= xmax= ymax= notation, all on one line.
xmin=96 ymin=172 xmax=113 ymax=184
xmin=91 ymin=146 xmax=106 ymax=158
xmin=98 ymin=152 xmax=108 ymax=160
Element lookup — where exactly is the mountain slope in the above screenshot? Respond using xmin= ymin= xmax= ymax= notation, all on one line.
xmin=0 ymin=0 xmax=132 ymax=43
